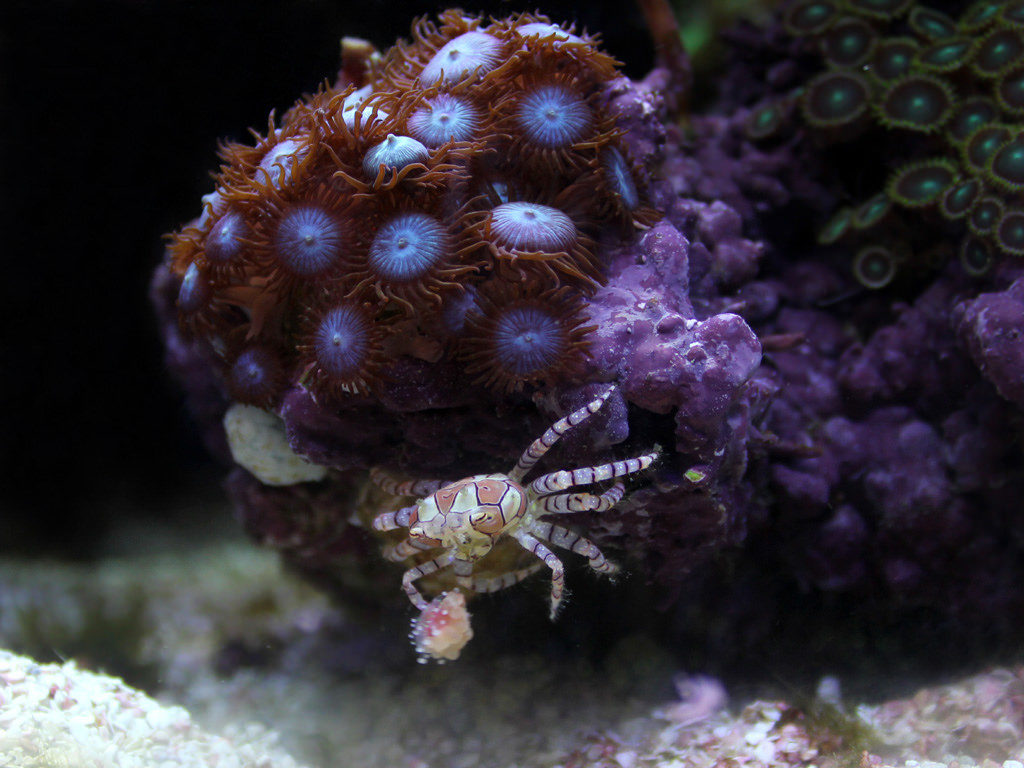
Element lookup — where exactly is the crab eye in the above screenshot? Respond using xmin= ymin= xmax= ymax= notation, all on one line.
xmin=469 ymin=509 xmax=502 ymax=534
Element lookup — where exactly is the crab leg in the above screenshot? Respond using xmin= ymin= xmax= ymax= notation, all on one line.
xmin=509 ymin=386 xmax=615 ymax=482
xmin=451 ymin=558 xmax=473 ymax=593
xmin=588 ymin=482 xmax=626 ymax=511
xmin=402 ymin=551 xmax=455 ymax=610
xmin=383 ymin=536 xmax=438 ymax=562
xmin=450 ymin=558 xmax=476 ymax=593
xmin=529 ymin=450 xmax=658 ymax=494
xmin=372 ymin=504 xmax=418 ymax=532
xmin=530 ymin=521 xmax=619 ymax=575
xmin=512 ymin=531 xmax=566 ymax=619
xmin=370 ymin=466 xmax=447 ymax=498
xmin=539 ymin=482 xmax=625 ymax=513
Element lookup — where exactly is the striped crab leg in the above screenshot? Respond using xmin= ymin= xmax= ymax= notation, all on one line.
xmin=509 ymin=386 xmax=615 ymax=483
xmin=383 ymin=536 xmax=440 ymax=562
xmin=538 ymin=482 xmax=625 ymax=513
xmin=530 ymin=450 xmax=659 ymax=495
xmin=372 ymin=504 xmax=418 ymax=532
xmin=402 ymin=551 xmax=455 ymax=610
xmin=512 ymin=530 xmax=566 ymax=619
xmin=370 ymin=466 xmax=447 ymax=498
xmin=529 ymin=521 xmax=619 ymax=575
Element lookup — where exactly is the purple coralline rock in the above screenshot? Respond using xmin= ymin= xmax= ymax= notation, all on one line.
xmin=579 ymin=221 xmax=762 ymax=458
xmin=659 ymin=107 xmax=834 ymax=228
xmin=603 ymin=72 xmax=670 ymax=172
xmin=650 ymin=2 xmax=1024 ymax=639
xmin=152 ymin=12 xmax=775 ymax=627
xmin=743 ymin=261 xmax=1024 ymax=624
xmin=153 ymin=4 xmax=1024 ymax=660
xmin=837 ymin=282 xmax=975 ymax=412
xmin=957 ymin=271 xmax=1024 ymax=409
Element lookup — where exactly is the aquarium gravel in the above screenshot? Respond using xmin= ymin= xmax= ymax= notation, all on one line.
xmin=0 ymin=649 xmax=306 ymax=768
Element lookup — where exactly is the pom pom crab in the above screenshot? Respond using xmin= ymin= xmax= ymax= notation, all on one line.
xmin=371 ymin=386 xmax=659 ymax=619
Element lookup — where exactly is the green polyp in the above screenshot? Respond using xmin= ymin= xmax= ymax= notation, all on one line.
xmin=871 ymin=38 xmax=918 ymax=81
xmin=802 ymin=71 xmax=870 ymax=126
xmin=1002 ymin=0 xmax=1024 ymax=27
xmin=747 ymin=102 xmax=784 ymax=140
xmin=973 ymin=29 xmax=1024 ymax=77
xmin=784 ymin=0 xmax=838 ymax=35
xmin=969 ymin=197 xmax=1003 ymax=234
xmin=879 ymin=75 xmax=953 ymax=132
xmin=996 ymin=210 xmax=1024 ymax=255
xmin=887 ymin=160 xmax=956 ymax=207
xmin=965 ymin=125 xmax=1011 ymax=171
xmin=960 ymin=235 xmax=993 ymax=275
xmin=908 ymin=7 xmax=957 ymax=39
xmin=960 ymin=1 xmax=1002 ymax=32
xmin=940 ymin=178 xmax=981 ymax=219
xmin=853 ymin=246 xmax=896 ymax=288
xmin=916 ymin=38 xmax=973 ymax=72
xmin=854 ymin=193 xmax=891 ymax=228
xmin=947 ymin=98 xmax=999 ymax=143
xmin=988 ymin=136 xmax=1024 ymax=190
xmin=996 ymin=68 xmax=1024 ymax=115
xmin=819 ymin=206 xmax=853 ymax=244
xmin=846 ymin=0 xmax=912 ymax=20
xmin=823 ymin=19 xmax=875 ymax=67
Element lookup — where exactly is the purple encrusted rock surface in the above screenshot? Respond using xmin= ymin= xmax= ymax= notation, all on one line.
xmin=957 ymin=269 xmax=1024 ymax=410
xmin=650 ymin=1 xmax=1024 ymax=640
xmin=153 ymin=7 xmax=1024 ymax=663
xmin=737 ymin=260 xmax=1024 ymax=627
xmin=152 ymin=55 xmax=772 ymax=619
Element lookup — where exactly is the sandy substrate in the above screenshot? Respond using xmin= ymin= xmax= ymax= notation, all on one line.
xmin=1 ymin=516 xmax=1022 ymax=768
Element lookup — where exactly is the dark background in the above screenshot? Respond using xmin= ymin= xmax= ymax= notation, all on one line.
xmin=0 ymin=0 xmax=657 ymax=556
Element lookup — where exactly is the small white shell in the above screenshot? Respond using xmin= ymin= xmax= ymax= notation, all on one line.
xmin=223 ymin=403 xmax=328 ymax=486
